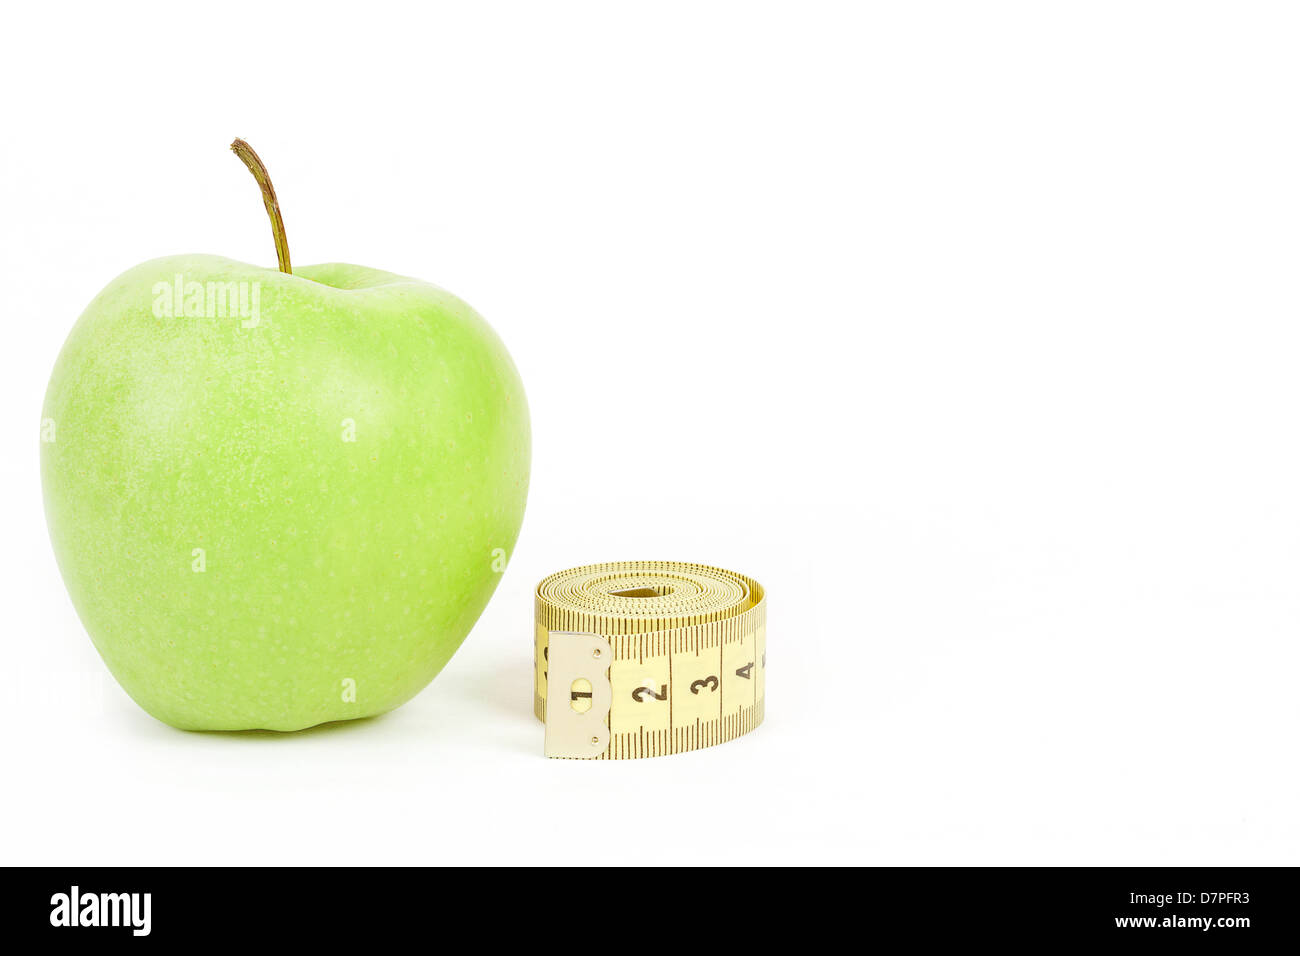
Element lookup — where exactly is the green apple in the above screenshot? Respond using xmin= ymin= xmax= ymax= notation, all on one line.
xmin=40 ymin=141 xmax=529 ymax=731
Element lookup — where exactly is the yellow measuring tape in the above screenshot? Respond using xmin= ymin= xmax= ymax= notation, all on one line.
xmin=534 ymin=561 xmax=766 ymax=759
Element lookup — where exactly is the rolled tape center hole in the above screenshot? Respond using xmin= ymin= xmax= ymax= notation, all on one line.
xmin=608 ymin=585 xmax=673 ymax=598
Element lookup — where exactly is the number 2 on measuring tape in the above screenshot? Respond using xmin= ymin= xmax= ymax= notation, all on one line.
xmin=632 ymin=683 xmax=668 ymax=702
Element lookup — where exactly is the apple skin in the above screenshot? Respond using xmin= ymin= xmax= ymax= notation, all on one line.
xmin=41 ymin=255 xmax=529 ymax=731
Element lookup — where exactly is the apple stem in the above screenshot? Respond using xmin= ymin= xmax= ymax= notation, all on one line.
xmin=230 ymin=138 xmax=292 ymax=274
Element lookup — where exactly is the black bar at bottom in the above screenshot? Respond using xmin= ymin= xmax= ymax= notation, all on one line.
xmin=5 ymin=867 xmax=1291 ymax=944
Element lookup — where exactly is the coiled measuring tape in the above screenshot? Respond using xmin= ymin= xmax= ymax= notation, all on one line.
xmin=534 ymin=561 xmax=766 ymax=759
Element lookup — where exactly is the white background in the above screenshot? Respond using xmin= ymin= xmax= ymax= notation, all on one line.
xmin=2 ymin=1 xmax=1297 ymax=866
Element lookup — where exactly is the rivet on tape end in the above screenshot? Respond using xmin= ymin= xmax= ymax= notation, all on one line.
xmin=544 ymin=632 xmax=612 ymax=758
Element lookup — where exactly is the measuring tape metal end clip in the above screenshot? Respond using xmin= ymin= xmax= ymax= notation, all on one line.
xmin=534 ymin=561 xmax=766 ymax=760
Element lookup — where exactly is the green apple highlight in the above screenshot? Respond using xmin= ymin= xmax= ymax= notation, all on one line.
xmin=41 ymin=141 xmax=530 ymax=731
